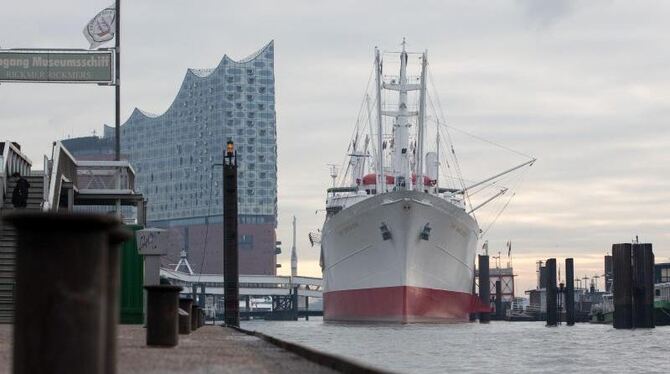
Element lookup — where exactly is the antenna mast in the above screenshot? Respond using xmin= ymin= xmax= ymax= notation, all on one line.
xmin=291 ymin=216 xmax=297 ymax=277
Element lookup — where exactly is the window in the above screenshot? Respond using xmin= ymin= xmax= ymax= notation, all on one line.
xmin=662 ymin=268 xmax=670 ymax=282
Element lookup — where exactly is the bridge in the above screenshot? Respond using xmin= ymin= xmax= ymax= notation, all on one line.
xmin=160 ymin=268 xmax=323 ymax=320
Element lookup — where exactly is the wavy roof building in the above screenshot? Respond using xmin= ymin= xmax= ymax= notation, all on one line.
xmin=88 ymin=41 xmax=279 ymax=275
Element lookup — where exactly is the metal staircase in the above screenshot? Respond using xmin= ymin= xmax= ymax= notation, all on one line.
xmin=0 ymin=175 xmax=44 ymax=323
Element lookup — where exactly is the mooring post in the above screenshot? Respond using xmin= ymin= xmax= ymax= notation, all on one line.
xmin=190 ymin=303 xmax=198 ymax=331
xmin=478 ymin=255 xmax=490 ymax=323
xmin=546 ymin=258 xmax=558 ymax=326
xmin=8 ymin=212 xmax=118 ymax=374
xmin=178 ymin=298 xmax=193 ymax=335
xmin=613 ymin=243 xmax=633 ymax=329
xmin=292 ymin=286 xmax=299 ymax=321
xmin=305 ymin=295 xmax=310 ymax=321
xmin=565 ymin=258 xmax=575 ymax=326
xmin=199 ymin=284 xmax=206 ymax=324
xmin=145 ymin=285 xmax=182 ymax=347
xmin=223 ymin=141 xmax=240 ymax=327
xmin=469 ymin=271 xmax=477 ymax=322
xmin=495 ymin=280 xmax=502 ymax=320
xmin=632 ymin=243 xmax=655 ymax=328
xmin=106 ymin=227 xmax=132 ymax=374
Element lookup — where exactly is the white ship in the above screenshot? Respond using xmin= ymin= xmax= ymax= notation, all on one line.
xmin=319 ymin=41 xmax=534 ymax=323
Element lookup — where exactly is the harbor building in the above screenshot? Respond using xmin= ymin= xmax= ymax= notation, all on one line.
xmin=62 ymin=41 xmax=278 ymax=275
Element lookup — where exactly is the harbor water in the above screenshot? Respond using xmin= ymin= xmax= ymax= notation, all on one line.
xmin=243 ymin=318 xmax=669 ymax=373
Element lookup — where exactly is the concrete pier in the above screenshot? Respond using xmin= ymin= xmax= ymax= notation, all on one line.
xmin=0 ymin=325 xmax=388 ymax=373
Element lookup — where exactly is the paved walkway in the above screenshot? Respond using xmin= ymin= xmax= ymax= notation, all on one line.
xmin=0 ymin=325 xmax=338 ymax=373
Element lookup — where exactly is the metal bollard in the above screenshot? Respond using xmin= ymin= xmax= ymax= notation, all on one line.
xmin=144 ymin=285 xmax=183 ymax=347
xmin=106 ymin=227 xmax=133 ymax=374
xmin=178 ymin=298 xmax=193 ymax=335
xmin=191 ymin=304 xmax=199 ymax=331
xmin=7 ymin=212 xmax=119 ymax=374
xmin=198 ymin=307 xmax=205 ymax=327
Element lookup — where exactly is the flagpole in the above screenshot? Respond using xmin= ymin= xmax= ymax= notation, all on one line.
xmin=115 ymin=0 xmax=121 ymax=161
xmin=114 ymin=0 xmax=121 ymax=218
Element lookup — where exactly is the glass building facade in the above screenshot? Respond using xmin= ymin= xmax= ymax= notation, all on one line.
xmin=77 ymin=41 xmax=280 ymax=275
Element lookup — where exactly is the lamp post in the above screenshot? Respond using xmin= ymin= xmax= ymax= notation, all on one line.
xmin=222 ymin=141 xmax=239 ymax=327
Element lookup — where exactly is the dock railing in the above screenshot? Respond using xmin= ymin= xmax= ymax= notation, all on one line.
xmin=44 ymin=141 xmax=137 ymax=211
xmin=0 ymin=141 xmax=32 ymax=209
xmin=44 ymin=141 xmax=78 ymax=211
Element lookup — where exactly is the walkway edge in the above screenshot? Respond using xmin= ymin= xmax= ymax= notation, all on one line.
xmin=229 ymin=325 xmax=395 ymax=374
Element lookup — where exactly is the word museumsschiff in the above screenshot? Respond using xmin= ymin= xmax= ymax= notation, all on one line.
xmin=0 ymin=52 xmax=112 ymax=82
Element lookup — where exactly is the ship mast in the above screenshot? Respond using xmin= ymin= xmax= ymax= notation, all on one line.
xmin=392 ymin=39 xmax=412 ymax=189
xmin=374 ymin=48 xmax=385 ymax=194
xmin=415 ymin=50 xmax=428 ymax=191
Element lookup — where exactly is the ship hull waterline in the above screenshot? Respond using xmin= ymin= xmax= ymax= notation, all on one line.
xmin=321 ymin=190 xmax=484 ymax=323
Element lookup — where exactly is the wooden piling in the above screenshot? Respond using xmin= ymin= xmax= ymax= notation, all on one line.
xmin=565 ymin=258 xmax=575 ymax=326
xmin=495 ymin=280 xmax=502 ymax=320
xmin=632 ymin=243 xmax=655 ymax=328
xmin=478 ymin=255 xmax=490 ymax=323
xmin=613 ymin=243 xmax=633 ymax=329
xmin=545 ymin=258 xmax=557 ymax=326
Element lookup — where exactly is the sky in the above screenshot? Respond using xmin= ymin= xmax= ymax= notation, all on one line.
xmin=1 ymin=0 xmax=669 ymax=293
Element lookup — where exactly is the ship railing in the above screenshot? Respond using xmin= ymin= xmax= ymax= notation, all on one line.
xmin=0 ymin=141 xmax=33 ymax=209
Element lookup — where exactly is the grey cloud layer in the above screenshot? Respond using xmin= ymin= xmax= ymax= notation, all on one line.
xmin=1 ymin=1 xmax=668 ymax=292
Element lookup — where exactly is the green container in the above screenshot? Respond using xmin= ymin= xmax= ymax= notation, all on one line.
xmin=119 ymin=224 xmax=144 ymax=324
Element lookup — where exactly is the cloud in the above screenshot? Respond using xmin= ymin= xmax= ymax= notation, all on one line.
xmin=517 ymin=0 xmax=576 ymax=28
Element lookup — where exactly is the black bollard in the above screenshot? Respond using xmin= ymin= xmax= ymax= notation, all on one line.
xmin=178 ymin=298 xmax=193 ymax=335
xmin=197 ymin=307 xmax=204 ymax=327
xmin=632 ymin=243 xmax=655 ymax=328
xmin=613 ymin=243 xmax=633 ymax=329
xmin=495 ymin=281 xmax=502 ymax=320
xmin=292 ymin=286 xmax=299 ymax=321
xmin=145 ymin=285 xmax=182 ymax=347
xmin=565 ymin=258 xmax=575 ymax=326
xmin=106 ymin=227 xmax=133 ymax=374
xmin=7 ymin=212 xmax=119 ymax=374
xmin=478 ymin=255 xmax=490 ymax=323
xmin=546 ymin=258 xmax=558 ymax=326
xmin=191 ymin=303 xmax=199 ymax=331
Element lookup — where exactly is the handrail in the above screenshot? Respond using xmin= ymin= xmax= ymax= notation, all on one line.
xmin=44 ymin=141 xmax=137 ymax=211
xmin=1 ymin=141 xmax=32 ymax=209
xmin=44 ymin=141 xmax=78 ymax=211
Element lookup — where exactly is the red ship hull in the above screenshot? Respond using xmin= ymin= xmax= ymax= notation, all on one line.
xmin=324 ymin=286 xmax=488 ymax=323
